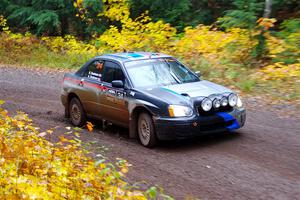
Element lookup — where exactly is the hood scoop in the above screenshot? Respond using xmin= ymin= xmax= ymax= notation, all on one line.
xmin=181 ymin=93 xmax=190 ymax=98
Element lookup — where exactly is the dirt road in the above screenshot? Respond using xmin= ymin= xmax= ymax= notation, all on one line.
xmin=1 ymin=66 xmax=299 ymax=200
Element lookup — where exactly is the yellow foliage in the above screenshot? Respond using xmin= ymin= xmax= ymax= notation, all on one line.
xmin=73 ymin=0 xmax=87 ymax=20
xmin=0 ymin=103 xmax=163 ymax=199
xmin=101 ymin=0 xmax=130 ymax=22
xmin=173 ymin=25 xmax=255 ymax=65
xmin=41 ymin=35 xmax=103 ymax=57
xmin=265 ymin=31 xmax=300 ymax=59
xmin=0 ymin=15 xmax=10 ymax=34
xmin=98 ymin=11 xmax=176 ymax=52
xmin=0 ymin=31 xmax=39 ymax=53
xmin=265 ymin=33 xmax=286 ymax=56
xmin=258 ymin=62 xmax=300 ymax=81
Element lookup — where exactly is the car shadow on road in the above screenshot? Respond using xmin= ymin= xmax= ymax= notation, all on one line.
xmin=89 ymin=118 xmax=243 ymax=152
xmin=156 ymin=132 xmax=242 ymax=152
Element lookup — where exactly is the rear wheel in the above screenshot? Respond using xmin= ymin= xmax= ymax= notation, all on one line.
xmin=138 ymin=113 xmax=157 ymax=147
xmin=69 ymin=98 xmax=86 ymax=127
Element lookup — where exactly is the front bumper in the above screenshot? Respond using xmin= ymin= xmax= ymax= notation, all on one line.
xmin=153 ymin=108 xmax=246 ymax=140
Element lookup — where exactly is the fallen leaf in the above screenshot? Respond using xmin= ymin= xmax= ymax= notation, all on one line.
xmin=86 ymin=122 xmax=94 ymax=132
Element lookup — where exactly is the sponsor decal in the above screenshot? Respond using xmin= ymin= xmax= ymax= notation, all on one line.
xmin=63 ymin=77 xmax=108 ymax=91
xmin=116 ymin=91 xmax=124 ymax=99
xmin=64 ymin=76 xmax=125 ymax=105
xmin=129 ymin=91 xmax=135 ymax=96
xmin=127 ymin=53 xmax=143 ymax=58
xmin=161 ymin=87 xmax=189 ymax=99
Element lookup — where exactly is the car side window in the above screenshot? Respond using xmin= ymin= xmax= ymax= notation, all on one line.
xmin=83 ymin=60 xmax=104 ymax=81
xmin=102 ymin=61 xmax=125 ymax=84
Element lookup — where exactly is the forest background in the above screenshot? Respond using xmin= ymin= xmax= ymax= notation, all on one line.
xmin=0 ymin=0 xmax=299 ymax=101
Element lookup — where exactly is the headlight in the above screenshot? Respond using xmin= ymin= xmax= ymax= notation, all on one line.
xmin=201 ymin=98 xmax=212 ymax=112
xmin=228 ymin=93 xmax=238 ymax=107
xmin=237 ymin=96 xmax=243 ymax=108
xmin=212 ymin=99 xmax=221 ymax=108
xmin=221 ymin=97 xmax=228 ymax=107
xmin=168 ymin=105 xmax=193 ymax=117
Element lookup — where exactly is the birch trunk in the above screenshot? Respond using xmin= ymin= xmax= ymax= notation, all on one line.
xmin=263 ymin=0 xmax=272 ymax=18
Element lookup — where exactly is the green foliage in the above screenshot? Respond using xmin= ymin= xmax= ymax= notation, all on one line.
xmin=129 ymin=0 xmax=191 ymax=30
xmin=1 ymin=0 xmax=299 ymax=36
xmin=4 ymin=0 xmax=80 ymax=35
xmin=278 ymin=19 xmax=300 ymax=38
xmin=218 ymin=0 xmax=264 ymax=30
xmin=130 ymin=0 xmax=235 ymax=31
xmin=237 ymin=79 xmax=256 ymax=92
xmin=273 ymin=19 xmax=300 ymax=64
xmin=27 ymin=11 xmax=61 ymax=35
xmin=74 ymin=0 xmax=106 ymax=35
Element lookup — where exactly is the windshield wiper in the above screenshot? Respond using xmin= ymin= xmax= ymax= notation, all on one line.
xmin=164 ymin=61 xmax=181 ymax=84
xmin=170 ymin=71 xmax=181 ymax=84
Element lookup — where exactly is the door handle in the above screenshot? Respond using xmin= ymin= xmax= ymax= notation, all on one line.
xmin=78 ymin=78 xmax=84 ymax=87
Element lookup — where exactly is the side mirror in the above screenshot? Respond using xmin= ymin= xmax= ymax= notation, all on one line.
xmin=112 ymin=80 xmax=124 ymax=88
xmin=195 ymin=71 xmax=201 ymax=77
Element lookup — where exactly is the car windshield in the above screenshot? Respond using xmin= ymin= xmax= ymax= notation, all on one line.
xmin=125 ymin=58 xmax=199 ymax=88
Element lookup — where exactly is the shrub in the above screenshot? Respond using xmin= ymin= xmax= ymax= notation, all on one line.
xmin=0 ymin=101 xmax=170 ymax=199
xmin=257 ymin=62 xmax=300 ymax=81
xmin=41 ymin=35 xmax=103 ymax=59
xmin=98 ymin=12 xmax=176 ymax=52
xmin=172 ymin=25 xmax=256 ymax=71
xmin=0 ymin=15 xmax=10 ymax=34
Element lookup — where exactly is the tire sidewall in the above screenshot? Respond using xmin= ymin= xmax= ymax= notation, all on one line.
xmin=69 ymin=98 xmax=86 ymax=127
xmin=138 ymin=113 xmax=157 ymax=147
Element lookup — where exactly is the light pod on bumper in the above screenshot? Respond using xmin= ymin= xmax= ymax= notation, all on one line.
xmin=213 ymin=99 xmax=221 ymax=108
xmin=228 ymin=93 xmax=238 ymax=107
xmin=237 ymin=96 xmax=243 ymax=107
xmin=221 ymin=97 xmax=228 ymax=107
xmin=201 ymin=98 xmax=212 ymax=111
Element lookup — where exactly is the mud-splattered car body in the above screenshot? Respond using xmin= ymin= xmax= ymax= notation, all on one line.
xmin=61 ymin=52 xmax=246 ymax=147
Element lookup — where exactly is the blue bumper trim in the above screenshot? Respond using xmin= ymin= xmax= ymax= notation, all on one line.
xmin=216 ymin=112 xmax=240 ymax=131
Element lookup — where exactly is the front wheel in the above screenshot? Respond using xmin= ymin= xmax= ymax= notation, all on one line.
xmin=138 ymin=113 xmax=157 ymax=147
xmin=69 ymin=98 xmax=86 ymax=127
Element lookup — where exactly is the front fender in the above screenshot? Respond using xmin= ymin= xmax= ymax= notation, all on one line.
xmin=127 ymin=99 xmax=160 ymax=139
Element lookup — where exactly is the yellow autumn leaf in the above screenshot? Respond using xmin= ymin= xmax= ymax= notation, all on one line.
xmin=86 ymin=121 xmax=94 ymax=132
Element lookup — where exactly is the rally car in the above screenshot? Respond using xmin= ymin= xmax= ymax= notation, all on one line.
xmin=61 ymin=52 xmax=246 ymax=147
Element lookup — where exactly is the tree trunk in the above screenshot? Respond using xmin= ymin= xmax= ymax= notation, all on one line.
xmin=263 ymin=0 xmax=272 ymax=18
xmin=61 ymin=15 xmax=69 ymax=36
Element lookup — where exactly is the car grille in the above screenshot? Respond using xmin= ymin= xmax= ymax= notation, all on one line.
xmin=198 ymin=120 xmax=234 ymax=132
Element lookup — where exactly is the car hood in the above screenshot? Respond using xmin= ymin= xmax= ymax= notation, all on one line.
xmin=162 ymin=80 xmax=232 ymax=97
xmin=140 ymin=80 xmax=233 ymax=105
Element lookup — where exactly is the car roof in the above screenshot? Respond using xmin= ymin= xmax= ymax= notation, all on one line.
xmin=95 ymin=52 xmax=172 ymax=63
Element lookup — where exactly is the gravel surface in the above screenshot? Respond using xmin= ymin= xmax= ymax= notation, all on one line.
xmin=1 ymin=66 xmax=299 ymax=200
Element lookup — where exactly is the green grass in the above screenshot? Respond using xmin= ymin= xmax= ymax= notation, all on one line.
xmin=0 ymin=46 xmax=88 ymax=69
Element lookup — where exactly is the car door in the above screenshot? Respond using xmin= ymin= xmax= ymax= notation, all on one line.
xmin=99 ymin=61 xmax=129 ymax=126
xmin=77 ymin=59 xmax=104 ymax=116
